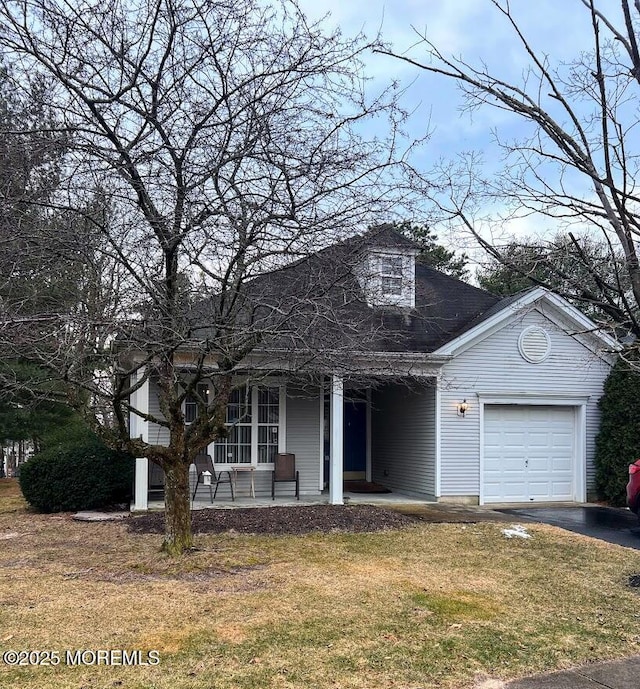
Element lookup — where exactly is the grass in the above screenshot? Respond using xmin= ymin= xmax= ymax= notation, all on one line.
xmin=1 ymin=479 xmax=640 ymax=688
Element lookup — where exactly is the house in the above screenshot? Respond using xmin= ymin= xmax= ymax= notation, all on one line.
xmin=130 ymin=227 xmax=618 ymax=509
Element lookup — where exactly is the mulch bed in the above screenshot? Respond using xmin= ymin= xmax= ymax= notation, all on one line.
xmin=127 ymin=504 xmax=417 ymax=536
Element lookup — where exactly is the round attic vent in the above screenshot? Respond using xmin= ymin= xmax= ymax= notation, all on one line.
xmin=518 ymin=326 xmax=551 ymax=363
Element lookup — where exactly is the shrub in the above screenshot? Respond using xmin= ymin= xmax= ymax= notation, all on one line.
xmin=595 ymin=356 xmax=640 ymax=506
xmin=19 ymin=436 xmax=135 ymax=513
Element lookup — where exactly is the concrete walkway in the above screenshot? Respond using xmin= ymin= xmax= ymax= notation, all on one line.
xmin=503 ymin=655 xmax=640 ymax=689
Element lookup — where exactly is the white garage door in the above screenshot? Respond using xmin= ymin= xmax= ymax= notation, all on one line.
xmin=483 ymin=405 xmax=575 ymax=504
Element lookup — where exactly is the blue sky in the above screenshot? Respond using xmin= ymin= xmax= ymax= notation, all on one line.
xmin=298 ymin=0 xmax=604 ymax=160
xmin=297 ymin=0 xmax=619 ymax=253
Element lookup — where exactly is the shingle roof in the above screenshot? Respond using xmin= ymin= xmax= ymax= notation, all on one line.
xmin=443 ymin=288 xmax=536 ymax=344
xmin=192 ymin=229 xmax=501 ymax=354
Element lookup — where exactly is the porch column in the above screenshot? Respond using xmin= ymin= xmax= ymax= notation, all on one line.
xmin=366 ymin=388 xmax=372 ymax=483
xmin=329 ymin=374 xmax=344 ymax=505
xmin=132 ymin=457 xmax=149 ymax=512
xmin=130 ymin=366 xmax=149 ymax=443
xmin=130 ymin=367 xmax=150 ymax=511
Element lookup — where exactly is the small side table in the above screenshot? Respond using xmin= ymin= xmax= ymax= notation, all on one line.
xmin=232 ymin=466 xmax=256 ymax=498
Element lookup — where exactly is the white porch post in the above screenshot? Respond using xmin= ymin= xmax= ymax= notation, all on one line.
xmin=130 ymin=367 xmax=150 ymax=511
xmin=132 ymin=457 xmax=149 ymax=512
xmin=329 ymin=374 xmax=344 ymax=505
xmin=365 ymin=387 xmax=372 ymax=483
xmin=130 ymin=366 xmax=149 ymax=443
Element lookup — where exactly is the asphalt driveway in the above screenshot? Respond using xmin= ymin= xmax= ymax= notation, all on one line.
xmin=498 ymin=505 xmax=640 ymax=549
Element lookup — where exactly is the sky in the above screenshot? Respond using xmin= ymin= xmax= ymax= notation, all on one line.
xmin=296 ymin=0 xmax=621 ymax=256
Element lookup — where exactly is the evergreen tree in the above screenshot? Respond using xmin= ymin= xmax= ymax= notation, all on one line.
xmin=595 ymin=357 xmax=640 ymax=506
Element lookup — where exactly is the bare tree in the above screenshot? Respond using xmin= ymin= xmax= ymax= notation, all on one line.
xmin=0 ymin=0 xmax=407 ymax=554
xmin=378 ymin=0 xmax=640 ymax=339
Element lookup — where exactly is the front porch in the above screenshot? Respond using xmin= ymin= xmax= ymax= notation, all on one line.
xmin=145 ymin=490 xmax=436 ymax=511
xmin=131 ymin=373 xmax=440 ymax=512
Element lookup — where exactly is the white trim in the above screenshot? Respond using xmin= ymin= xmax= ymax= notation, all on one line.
xmin=329 ymin=375 xmax=344 ymax=505
xmin=478 ymin=393 xmax=590 ymax=405
xmin=435 ymin=380 xmax=442 ymax=498
xmin=209 ymin=382 xmax=286 ymax=470
xmin=433 ymin=287 xmax=620 ymax=358
xmin=518 ymin=325 xmax=551 ymax=363
xmin=365 ymin=387 xmax=372 ymax=483
xmin=129 ymin=367 xmax=149 ymax=443
xmin=319 ymin=379 xmax=325 ymax=491
xmin=533 ymin=303 xmax=619 ymax=361
xmin=544 ymin=291 xmax=621 ymax=351
xmin=278 ymin=385 xmax=286 ymax=453
xmin=575 ymin=404 xmax=587 ymax=502
xmin=250 ymin=385 xmax=258 ymax=464
xmin=478 ymin=395 xmax=588 ymax=505
xmin=132 ymin=457 xmax=148 ymax=512
xmin=479 ymin=401 xmax=486 ymax=506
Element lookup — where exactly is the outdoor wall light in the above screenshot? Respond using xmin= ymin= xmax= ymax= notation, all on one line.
xmin=457 ymin=400 xmax=469 ymax=417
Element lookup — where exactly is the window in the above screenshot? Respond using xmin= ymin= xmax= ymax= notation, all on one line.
xmin=380 ymin=256 xmax=403 ymax=296
xmin=184 ymin=384 xmax=209 ymax=423
xmin=212 ymin=386 xmax=281 ymax=465
xmin=258 ymin=387 xmax=279 ymax=464
xmin=214 ymin=388 xmax=252 ymax=463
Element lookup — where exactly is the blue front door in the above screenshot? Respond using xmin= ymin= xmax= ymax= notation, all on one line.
xmin=344 ymin=398 xmax=366 ymax=474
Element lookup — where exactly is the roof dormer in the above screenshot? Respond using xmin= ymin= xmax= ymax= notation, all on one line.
xmin=356 ymin=246 xmax=418 ymax=308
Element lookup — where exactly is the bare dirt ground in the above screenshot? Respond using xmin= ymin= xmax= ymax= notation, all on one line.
xmin=128 ymin=504 xmax=417 ymax=535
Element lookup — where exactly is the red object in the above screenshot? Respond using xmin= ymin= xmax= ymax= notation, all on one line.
xmin=626 ymin=459 xmax=640 ymax=514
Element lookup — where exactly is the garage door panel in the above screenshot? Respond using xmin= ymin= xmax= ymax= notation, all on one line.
xmin=483 ymin=405 xmax=575 ymax=504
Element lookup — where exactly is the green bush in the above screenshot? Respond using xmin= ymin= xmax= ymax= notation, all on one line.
xmin=595 ymin=356 xmax=640 ymax=506
xmin=19 ymin=436 xmax=135 ymax=513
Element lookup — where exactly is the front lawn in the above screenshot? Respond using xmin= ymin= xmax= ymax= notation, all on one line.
xmin=1 ymin=480 xmax=639 ymax=688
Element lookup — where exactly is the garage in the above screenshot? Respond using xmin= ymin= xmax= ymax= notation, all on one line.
xmin=482 ymin=405 xmax=576 ymax=504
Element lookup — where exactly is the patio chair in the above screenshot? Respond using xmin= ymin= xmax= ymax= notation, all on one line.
xmin=192 ymin=454 xmax=234 ymax=502
xmin=272 ymin=452 xmax=299 ymax=500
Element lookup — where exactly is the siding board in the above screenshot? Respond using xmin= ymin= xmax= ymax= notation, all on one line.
xmin=371 ymin=382 xmax=436 ymax=499
xmin=439 ymin=308 xmax=612 ymax=498
xmin=284 ymin=386 xmax=322 ymax=496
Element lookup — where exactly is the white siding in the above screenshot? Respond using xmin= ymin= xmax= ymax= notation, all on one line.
xmin=439 ymin=308 xmax=613 ymax=499
xmin=284 ymin=386 xmax=322 ymax=496
xmin=371 ymin=382 xmax=436 ymax=499
xmin=144 ymin=381 xmax=322 ymax=498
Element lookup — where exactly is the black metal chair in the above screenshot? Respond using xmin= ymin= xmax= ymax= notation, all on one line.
xmin=192 ymin=454 xmax=234 ymax=502
xmin=272 ymin=452 xmax=299 ymax=500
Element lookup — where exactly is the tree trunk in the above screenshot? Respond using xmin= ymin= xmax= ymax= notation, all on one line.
xmin=7 ymin=443 xmax=16 ymax=478
xmin=162 ymin=459 xmax=193 ymax=555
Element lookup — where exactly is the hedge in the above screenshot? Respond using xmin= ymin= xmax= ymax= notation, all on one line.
xmin=19 ymin=438 xmax=135 ymax=513
xmin=595 ymin=356 xmax=640 ymax=506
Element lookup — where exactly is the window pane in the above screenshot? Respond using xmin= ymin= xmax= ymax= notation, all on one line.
xmin=259 ymin=387 xmax=278 ymax=405
xmin=185 ymin=384 xmax=209 ymax=423
xmin=227 ymin=388 xmax=251 ymax=423
xmin=258 ymin=387 xmax=279 ymax=423
xmin=381 ymin=257 xmax=402 ymax=275
xmin=382 ymin=276 xmax=402 ymax=295
xmin=258 ymin=426 xmax=278 ymax=463
xmin=185 ymin=402 xmax=197 ymax=423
